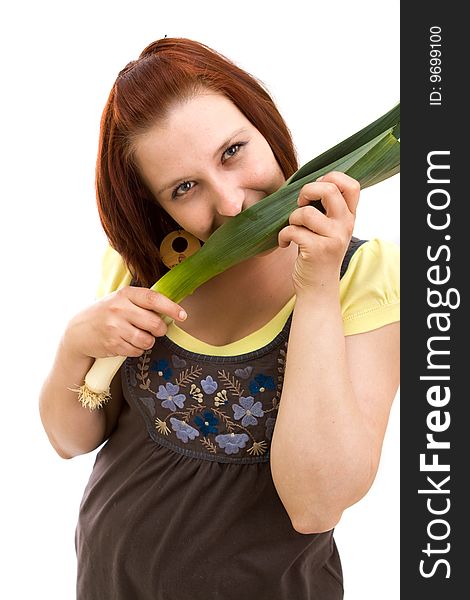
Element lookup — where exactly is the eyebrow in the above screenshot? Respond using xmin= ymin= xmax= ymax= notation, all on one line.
xmin=157 ymin=127 xmax=249 ymax=196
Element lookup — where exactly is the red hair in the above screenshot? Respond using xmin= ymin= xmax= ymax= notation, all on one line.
xmin=96 ymin=37 xmax=298 ymax=286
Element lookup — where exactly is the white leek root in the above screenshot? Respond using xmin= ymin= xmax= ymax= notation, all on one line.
xmin=77 ymin=355 xmax=126 ymax=410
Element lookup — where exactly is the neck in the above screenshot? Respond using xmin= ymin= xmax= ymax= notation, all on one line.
xmin=180 ymin=243 xmax=298 ymax=312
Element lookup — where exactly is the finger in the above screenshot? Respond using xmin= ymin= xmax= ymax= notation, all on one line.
xmin=278 ymin=224 xmax=320 ymax=251
xmin=128 ymin=305 xmax=173 ymax=337
xmin=115 ymin=339 xmax=149 ymax=357
xmin=105 ymin=330 xmax=154 ymax=358
xmin=298 ymin=181 xmax=350 ymax=221
xmin=116 ymin=338 xmax=152 ymax=358
xmin=288 ymin=205 xmax=337 ymax=238
xmin=124 ymin=287 xmax=188 ymax=322
xmin=316 ymin=171 xmax=360 ymax=216
xmin=120 ymin=322 xmax=160 ymax=350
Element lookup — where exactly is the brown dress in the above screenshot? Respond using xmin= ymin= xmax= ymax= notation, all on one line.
xmin=75 ymin=240 xmax=369 ymax=599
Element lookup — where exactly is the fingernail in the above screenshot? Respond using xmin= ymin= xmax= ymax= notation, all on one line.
xmin=178 ymin=310 xmax=188 ymax=321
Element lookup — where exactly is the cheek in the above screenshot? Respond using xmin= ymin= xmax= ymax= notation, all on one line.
xmin=247 ymin=156 xmax=283 ymax=189
xmin=164 ymin=205 xmax=211 ymax=241
xmin=249 ymin=138 xmax=285 ymax=187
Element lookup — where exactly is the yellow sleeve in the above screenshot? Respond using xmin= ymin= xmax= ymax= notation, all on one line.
xmin=339 ymin=238 xmax=400 ymax=336
xmin=95 ymin=245 xmax=133 ymax=300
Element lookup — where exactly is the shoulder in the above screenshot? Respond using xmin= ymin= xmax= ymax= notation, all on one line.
xmin=95 ymin=245 xmax=132 ymax=299
xmin=341 ymin=237 xmax=399 ymax=279
xmin=340 ymin=237 xmax=400 ymax=335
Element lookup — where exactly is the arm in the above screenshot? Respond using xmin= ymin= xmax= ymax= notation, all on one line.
xmin=39 ymin=338 xmax=125 ymax=459
xmin=271 ymin=311 xmax=399 ymax=533
xmin=39 ymin=286 xmax=189 ymax=459
xmin=270 ymin=172 xmax=400 ymax=533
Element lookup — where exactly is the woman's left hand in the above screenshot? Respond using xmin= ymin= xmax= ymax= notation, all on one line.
xmin=278 ymin=171 xmax=360 ymax=295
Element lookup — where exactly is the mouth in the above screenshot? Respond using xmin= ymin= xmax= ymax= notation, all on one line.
xmin=207 ymin=191 xmax=272 ymax=238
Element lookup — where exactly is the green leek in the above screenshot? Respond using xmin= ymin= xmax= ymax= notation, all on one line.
xmin=77 ymin=103 xmax=400 ymax=409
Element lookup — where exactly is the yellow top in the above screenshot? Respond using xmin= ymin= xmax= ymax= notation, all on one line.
xmin=95 ymin=238 xmax=400 ymax=356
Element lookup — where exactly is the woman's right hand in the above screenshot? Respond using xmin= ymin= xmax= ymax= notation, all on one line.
xmin=63 ymin=287 xmax=188 ymax=360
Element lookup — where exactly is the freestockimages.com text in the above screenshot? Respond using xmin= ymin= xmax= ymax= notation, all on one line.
xmin=418 ymin=149 xmax=459 ymax=580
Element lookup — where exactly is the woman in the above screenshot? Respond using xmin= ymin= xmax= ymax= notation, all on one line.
xmin=39 ymin=37 xmax=400 ymax=599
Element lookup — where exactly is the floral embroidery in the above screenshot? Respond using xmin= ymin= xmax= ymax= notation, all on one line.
xmin=215 ymin=433 xmax=249 ymax=454
xmin=214 ymin=389 xmax=228 ymax=407
xmin=157 ymin=382 xmax=186 ymax=411
xmin=194 ymin=411 xmax=220 ymax=435
xmin=218 ymin=370 xmax=244 ymax=396
xmin=170 ymin=417 xmax=200 ymax=442
xmin=155 ymin=417 xmax=171 ymax=435
xmin=127 ymin=340 xmax=288 ymax=463
xmin=249 ymin=373 xmax=275 ymax=395
xmin=174 ymin=365 xmax=202 ymax=386
xmin=248 ymin=440 xmax=269 ymax=456
xmin=171 ymin=354 xmax=187 ymax=368
xmin=189 ymin=383 xmax=204 ymax=403
xmin=151 ymin=358 xmax=172 ymax=380
xmin=201 ymin=375 xmax=218 ymax=394
xmin=232 ymin=396 xmax=264 ymax=426
xmin=234 ymin=366 xmax=253 ymax=379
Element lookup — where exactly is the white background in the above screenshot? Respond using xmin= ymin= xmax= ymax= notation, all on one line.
xmin=0 ymin=1 xmax=400 ymax=598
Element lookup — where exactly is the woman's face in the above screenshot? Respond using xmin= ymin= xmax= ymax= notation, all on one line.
xmin=132 ymin=91 xmax=285 ymax=242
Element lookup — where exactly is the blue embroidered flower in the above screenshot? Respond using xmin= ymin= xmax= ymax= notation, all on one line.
xmin=232 ymin=396 xmax=264 ymax=426
xmin=170 ymin=418 xmax=200 ymax=443
xmin=194 ymin=410 xmax=219 ymax=435
xmin=215 ymin=432 xmax=249 ymax=455
xmin=249 ymin=373 xmax=275 ymax=395
xmin=200 ymin=375 xmax=218 ymax=394
xmin=234 ymin=366 xmax=253 ymax=379
xmin=150 ymin=359 xmax=173 ymax=380
xmin=157 ymin=382 xmax=186 ymax=411
xmin=171 ymin=354 xmax=187 ymax=368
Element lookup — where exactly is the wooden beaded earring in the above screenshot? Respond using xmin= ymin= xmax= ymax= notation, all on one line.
xmin=159 ymin=229 xmax=202 ymax=269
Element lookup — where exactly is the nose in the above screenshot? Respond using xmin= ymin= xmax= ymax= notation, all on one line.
xmin=210 ymin=177 xmax=245 ymax=218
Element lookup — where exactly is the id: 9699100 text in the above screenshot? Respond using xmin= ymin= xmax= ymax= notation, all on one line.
xmin=429 ymin=26 xmax=443 ymax=107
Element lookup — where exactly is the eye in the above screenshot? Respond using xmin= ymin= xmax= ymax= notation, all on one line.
xmin=222 ymin=142 xmax=246 ymax=162
xmin=171 ymin=180 xmax=195 ymax=199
